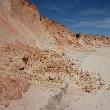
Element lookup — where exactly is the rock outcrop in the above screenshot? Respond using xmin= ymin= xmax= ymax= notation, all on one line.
xmin=41 ymin=17 xmax=80 ymax=48
xmin=0 ymin=0 xmax=110 ymax=49
xmin=0 ymin=0 xmax=56 ymax=49
xmin=41 ymin=17 xmax=110 ymax=47
xmin=77 ymin=34 xmax=110 ymax=47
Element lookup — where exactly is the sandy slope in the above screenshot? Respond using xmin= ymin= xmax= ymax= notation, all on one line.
xmin=0 ymin=47 xmax=110 ymax=110
xmin=0 ymin=1 xmax=110 ymax=110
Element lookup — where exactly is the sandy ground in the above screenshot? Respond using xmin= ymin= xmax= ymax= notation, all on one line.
xmin=64 ymin=47 xmax=110 ymax=82
xmin=0 ymin=47 xmax=110 ymax=110
xmin=69 ymin=47 xmax=110 ymax=110
xmin=80 ymin=47 xmax=110 ymax=82
xmin=0 ymin=82 xmax=68 ymax=110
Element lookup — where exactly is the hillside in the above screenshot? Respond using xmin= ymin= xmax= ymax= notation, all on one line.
xmin=0 ymin=0 xmax=110 ymax=110
xmin=41 ymin=17 xmax=110 ymax=47
xmin=0 ymin=0 xmax=56 ymax=49
xmin=0 ymin=0 xmax=110 ymax=50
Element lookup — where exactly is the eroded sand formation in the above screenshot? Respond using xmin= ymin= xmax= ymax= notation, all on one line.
xmin=0 ymin=0 xmax=110 ymax=110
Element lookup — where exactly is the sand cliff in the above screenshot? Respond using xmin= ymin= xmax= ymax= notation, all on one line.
xmin=0 ymin=0 xmax=110 ymax=110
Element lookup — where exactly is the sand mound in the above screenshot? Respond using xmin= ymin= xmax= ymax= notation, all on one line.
xmin=0 ymin=74 xmax=30 ymax=107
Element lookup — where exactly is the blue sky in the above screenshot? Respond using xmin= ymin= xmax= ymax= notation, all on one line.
xmin=29 ymin=0 xmax=110 ymax=36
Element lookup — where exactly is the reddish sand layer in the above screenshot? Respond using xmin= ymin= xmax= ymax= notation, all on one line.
xmin=0 ymin=74 xmax=30 ymax=107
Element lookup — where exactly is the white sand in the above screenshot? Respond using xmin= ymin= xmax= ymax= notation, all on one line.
xmin=63 ymin=47 xmax=110 ymax=110
xmin=80 ymin=47 xmax=110 ymax=82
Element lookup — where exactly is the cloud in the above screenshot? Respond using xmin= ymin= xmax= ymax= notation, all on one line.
xmin=80 ymin=8 xmax=108 ymax=15
xmin=72 ymin=18 xmax=110 ymax=28
xmin=96 ymin=18 xmax=110 ymax=28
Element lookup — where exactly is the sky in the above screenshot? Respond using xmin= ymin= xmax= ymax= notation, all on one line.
xmin=29 ymin=0 xmax=110 ymax=36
